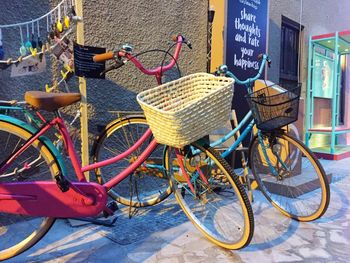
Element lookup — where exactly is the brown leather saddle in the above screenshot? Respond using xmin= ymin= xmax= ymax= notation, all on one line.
xmin=24 ymin=91 xmax=81 ymax=112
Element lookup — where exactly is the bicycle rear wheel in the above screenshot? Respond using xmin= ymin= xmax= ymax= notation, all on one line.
xmin=92 ymin=115 xmax=172 ymax=207
xmin=0 ymin=120 xmax=58 ymax=260
xmin=164 ymin=142 xmax=254 ymax=249
xmin=249 ymin=131 xmax=330 ymax=221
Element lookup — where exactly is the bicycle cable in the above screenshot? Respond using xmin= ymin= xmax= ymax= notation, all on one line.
xmin=160 ymin=41 xmax=182 ymax=83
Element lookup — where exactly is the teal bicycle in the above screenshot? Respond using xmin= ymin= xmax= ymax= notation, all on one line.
xmin=0 ymin=100 xmax=81 ymax=156
xmin=93 ymin=54 xmax=330 ymax=222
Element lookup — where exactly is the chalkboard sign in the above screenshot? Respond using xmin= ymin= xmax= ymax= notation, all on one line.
xmin=74 ymin=43 xmax=106 ymax=79
xmin=225 ymin=0 xmax=268 ymax=134
xmin=224 ymin=0 xmax=268 ymax=167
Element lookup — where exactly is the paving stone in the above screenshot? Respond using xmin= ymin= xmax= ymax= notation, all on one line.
xmin=100 ymin=196 xmax=188 ymax=245
xmin=7 ymin=158 xmax=350 ymax=262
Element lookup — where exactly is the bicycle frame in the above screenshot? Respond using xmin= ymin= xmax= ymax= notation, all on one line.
xmin=0 ymin=103 xmax=42 ymax=128
xmin=209 ymin=110 xmax=284 ymax=178
xmin=0 ymin=113 xmax=158 ymax=218
xmin=212 ymin=111 xmax=255 ymax=160
xmin=0 ymin=35 xmax=189 ymax=218
xmin=212 ymin=55 xmax=287 ymax=178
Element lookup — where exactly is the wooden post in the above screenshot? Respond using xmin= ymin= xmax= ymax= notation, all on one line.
xmin=75 ymin=0 xmax=89 ymax=180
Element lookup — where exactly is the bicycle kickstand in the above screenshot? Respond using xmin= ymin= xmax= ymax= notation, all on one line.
xmin=69 ymin=201 xmax=119 ymax=227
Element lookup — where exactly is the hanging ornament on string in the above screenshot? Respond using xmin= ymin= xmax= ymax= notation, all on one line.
xmin=0 ymin=28 xmax=4 ymax=60
xmin=30 ymin=22 xmax=37 ymax=49
xmin=25 ymin=23 xmax=32 ymax=51
xmin=63 ymin=1 xmax=70 ymax=29
xmin=48 ymin=13 xmax=55 ymax=42
xmin=19 ymin=26 xmax=27 ymax=56
xmin=53 ymin=10 xmax=60 ymax=38
xmin=56 ymin=6 xmax=63 ymax=33
xmin=37 ymin=20 xmax=43 ymax=50
xmin=30 ymin=21 xmax=37 ymax=57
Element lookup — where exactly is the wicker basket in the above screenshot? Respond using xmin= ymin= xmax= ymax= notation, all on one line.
xmin=137 ymin=73 xmax=234 ymax=148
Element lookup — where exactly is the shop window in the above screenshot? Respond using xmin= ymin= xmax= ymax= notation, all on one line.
xmin=279 ymin=16 xmax=303 ymax=89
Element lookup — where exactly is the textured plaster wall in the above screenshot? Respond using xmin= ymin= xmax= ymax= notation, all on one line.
xmin=82 ymin=0 xmax=207 ymax=133
xmin=0 ymin=1 xmax=207 ymax=142
xmin=0 ymin=1 xmax=53 ymax=101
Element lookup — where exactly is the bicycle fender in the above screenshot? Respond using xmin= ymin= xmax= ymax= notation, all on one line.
xmin=0 ymin=114 xmax=67 ymax=177
xmin=104 ymin=114 xmax=145 ymax=130
xmin=91 ymin=114 xmax=146 ymax=157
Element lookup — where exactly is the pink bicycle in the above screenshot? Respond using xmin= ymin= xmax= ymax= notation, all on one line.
xmin=91 ymin=34 xmax=191 ymax=207
xmin=0 ymin=35 xmax=253 ymax=260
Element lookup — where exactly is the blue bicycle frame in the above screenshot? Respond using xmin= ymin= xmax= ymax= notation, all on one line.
xmin=210 ymin=54 xmax=281 ymax=174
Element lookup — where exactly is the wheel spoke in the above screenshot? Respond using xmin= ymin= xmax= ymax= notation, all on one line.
xmin=251 ymin=132 xmax=330 ymax=221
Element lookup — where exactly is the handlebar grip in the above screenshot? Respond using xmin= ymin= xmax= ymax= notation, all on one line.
xmin=93 ymin=52 xmax=114 ymax=62
xmin=171 ymin=35 xmax=178 ymax=42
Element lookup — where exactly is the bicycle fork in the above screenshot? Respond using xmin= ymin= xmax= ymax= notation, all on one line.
xmin=258 ymin=131 xmax=290 ymax=179
xmin=175 ymin=149 xmax=210 ymax=197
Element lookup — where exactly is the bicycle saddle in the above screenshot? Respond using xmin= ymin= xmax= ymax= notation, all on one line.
xmin=24 ymin=91 xmax=81 ymax=112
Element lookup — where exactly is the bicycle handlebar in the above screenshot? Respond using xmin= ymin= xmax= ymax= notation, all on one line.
xmin=215 ymin=54 xmax=271 ymax=86
xmin=93 ymin=52 xmax=114 ymax=62
xmin=126 ymin=34 xmax=189 ymax=77
xmin=93 ymin=35 xmax=192 ymax=63
xmin=92 ymin=34 xmax=190 ymax=75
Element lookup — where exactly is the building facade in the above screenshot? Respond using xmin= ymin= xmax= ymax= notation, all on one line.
xmin=1 ymin=0 xmax=350 ymax=151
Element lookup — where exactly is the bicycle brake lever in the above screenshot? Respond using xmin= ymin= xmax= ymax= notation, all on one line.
xmin=257 ymin=54 xmax=271 ymax=68
xmin=267 ymin=58 xmax=272 ymax=68
xmin=183 ymin=38 xmax=192 ymax=49
xmin=173 ymin=35 xmax=192 ymax=49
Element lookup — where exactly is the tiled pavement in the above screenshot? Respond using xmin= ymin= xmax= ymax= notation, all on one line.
xmin=9 ymin=158 xmax=350 ymax=262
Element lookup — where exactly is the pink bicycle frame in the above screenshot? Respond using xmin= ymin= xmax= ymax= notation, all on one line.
xmin=0 ymin=35 xmax=187 ymax=218
xmin=0 ymin=115 xmax=158 ymax=218
xmin=56 ymin=116 xmax=158 ymax=189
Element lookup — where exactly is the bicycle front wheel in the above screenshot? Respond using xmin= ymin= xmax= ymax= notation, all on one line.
xmin=165 ymin=142 xmax=254 ymax=249
xmin=0 ymin=120 xmax=58 ymax=260
xmin=92 ymin=115 xmax=172 ymax=207
xmin=250 ymin=131 xmax=330 ymax=221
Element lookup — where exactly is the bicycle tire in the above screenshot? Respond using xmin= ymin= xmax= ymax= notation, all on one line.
xmin=164 ymin=142 xmax=254 ymax=249
xmin=92 ymin=115 xmax=172 ymax=207
xmin=0 ymin=120 xmax=58 ymax=260
xmin=249 ymin=131 xmax=330 ymax=221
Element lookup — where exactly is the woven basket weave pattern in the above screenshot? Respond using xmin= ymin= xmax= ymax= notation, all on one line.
xmin=137 ymin=73 xmax=234 ymax=148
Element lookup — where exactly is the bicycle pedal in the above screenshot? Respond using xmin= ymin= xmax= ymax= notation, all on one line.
xmin=236 ymin=147 xmax=249 ymax=152
xmin=107 ymin=201 xmax=119 ymax=212
xmin=103 ymin=201 xmax=119 ymax=217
